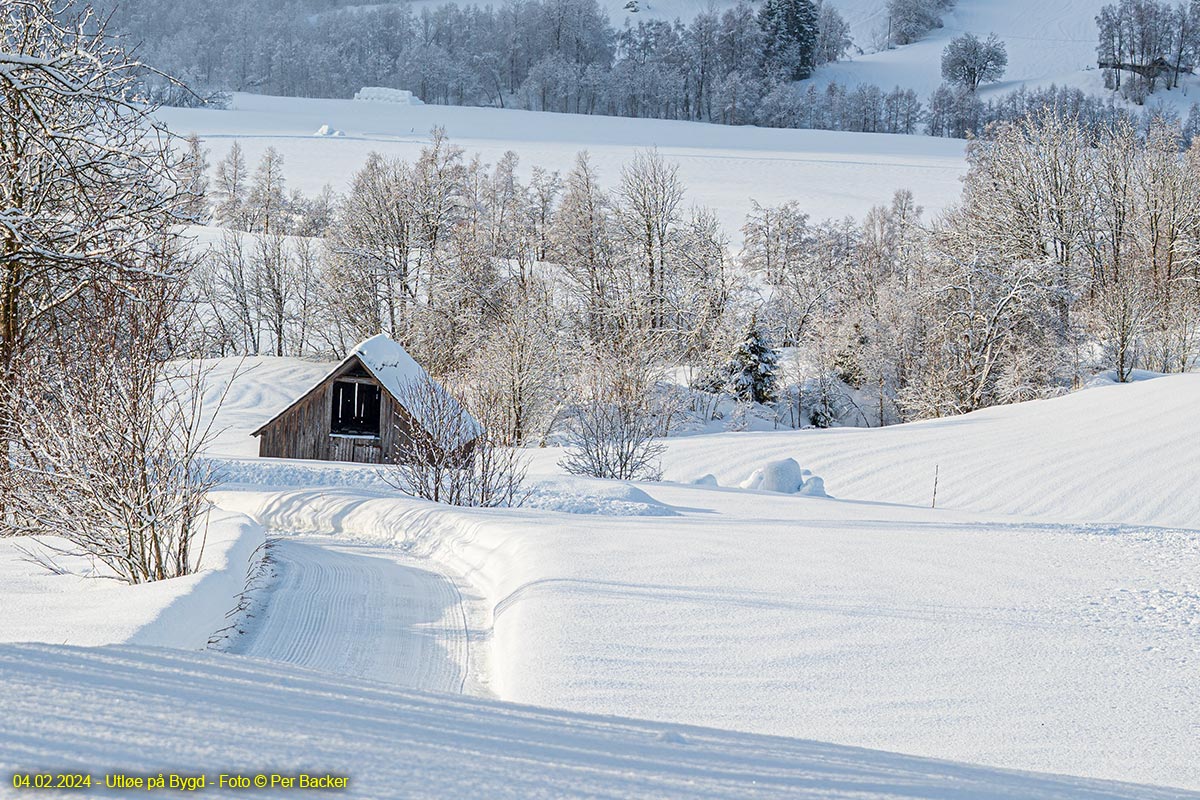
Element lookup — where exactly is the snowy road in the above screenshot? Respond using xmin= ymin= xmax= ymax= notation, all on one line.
xmin=224 ymin=535 xmax=470 ymax=693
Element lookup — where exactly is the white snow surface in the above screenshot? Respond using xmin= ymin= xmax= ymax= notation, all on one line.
xmin=196 ymin=359 xmax=1200 ymax=790
xmin=157 ymin=92 xmax=967 ymax=244
xmin=738 ymin=457 xmax=818 ymax=493
xmin=5 ymin=643 xmax=1193 ymax=799
xmin=217 ymin=534 xmax=476 ymax=693
xmin=0 ymin=511 xmax=264 ymax=649
xmin=813 ymin=0 xmax=1110 ymax=94
xmin=353 ymin=85 xmax=424 ymax=105
xmin=5 ymin=358 xmax=1200 ymax=796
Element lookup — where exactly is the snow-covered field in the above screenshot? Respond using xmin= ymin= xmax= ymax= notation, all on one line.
xmin=814 ymin=0 xmax=1110 ymax=94
xmin=216 ymin=361 xmax=1198 ymax=790
xmin=3 ymin=355 xmax=1199 ymax=796
xmin=11 ymin=643 xmax=1196 ymax=800
xmin=157 ymin=93 xmax=968 ymax=242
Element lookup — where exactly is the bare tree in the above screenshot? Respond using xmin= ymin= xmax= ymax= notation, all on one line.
xmin=559 ymin=333 xmax=668 ymax=480
xmin=1 ymin=0 xmax=189 ymax=510
xmin=384 ymin=375 xmax=528 ymax=508
xmin=1 ymin=277 xmax=222 ymax=584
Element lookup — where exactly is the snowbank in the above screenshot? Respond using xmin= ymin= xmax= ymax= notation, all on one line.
xmin=0 ymin=510 xmax=265 ymax=649
xmin=313 ymin=123 xmax=345 ymax=137
xmin=212 ymin=478 xmax=1200 ymax=791
xmin=524 ymin=478 xmax=679 ymax=516
xmin=353 ymin=86 xmax=424 ymax=105
xmin=128 ymin=511 xmax=267 ymax=650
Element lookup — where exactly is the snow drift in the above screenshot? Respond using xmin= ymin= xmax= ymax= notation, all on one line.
xmin=353 ymin=86 xmax=424 ymax=105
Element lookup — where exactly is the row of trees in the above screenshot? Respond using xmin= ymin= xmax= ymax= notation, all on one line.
xmin=108 ymin=0 xmax=853 ymax=125
xmin=749 ymin=112 xmax=1200 ymax=423
xmin=1097 ymin=0 xmax=1200 ymax=102
xmin=184 ymin=111 xmax=1200 ymax=445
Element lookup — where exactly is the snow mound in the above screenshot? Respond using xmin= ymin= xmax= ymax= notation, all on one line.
xmin=797 ymin=475 xmax=827 ymax=497
xmin=525 ymin=480 xmax=678 ymax=516
xmin=1084 ymin=369 xmax=1166 ymax=388
xmin=353 ymin=86 xmax=424 ymax=105
xmin=740 ymin=458 xmax=824 ymax=495
xmin=313 ymin=123 xmax=345 ymax=137
xmin=691 ymin=473 xmax=719 ymax=487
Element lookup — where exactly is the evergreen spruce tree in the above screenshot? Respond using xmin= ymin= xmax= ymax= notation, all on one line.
xmin=726 ymin=315 xmax=779 ymax=403
xmin=758 ymin=0 xmax=820 ymax=81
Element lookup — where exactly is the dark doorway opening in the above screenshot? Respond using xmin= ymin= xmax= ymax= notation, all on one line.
xmin=331 ymin=380 xmax=381 ymax=436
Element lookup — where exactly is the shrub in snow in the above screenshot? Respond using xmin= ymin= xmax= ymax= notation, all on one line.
xmin=560 ymin=336 xmax=667 ymax=482
xmin=1 ymin=290 xmax=221 ymax=584
xmin=384 ymin=376 xmax=528 ymax=508
xmin=691 ymin=474 xmax=720 ymax=487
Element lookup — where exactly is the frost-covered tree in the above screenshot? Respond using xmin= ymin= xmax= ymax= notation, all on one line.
xmin=0 ymin=0 xmax=191 ymax=518
xmin=757 ymin=0 xmax=820 ymax=80
xmin=814 ymin=2 xmax=853 ymax=66
xmin=616 ymin=149 xmax=684 ymax=331
xmin=181 ymin=134 xmax=210 ymax=223
xmin=213 ymin=142 xmax=249 ymax=230
xmin=325 ymin=152 xmax=415 ymax=341
xmin=248 ymin=147 xmax=287 ymax=235
xmin=725 ymin=315 xmax=779 ymax=403
xmin=886 ymin=0 xmax=954 ymax=46
xmin=941 ymin=33 xmax=1008 ymax=91
xmin=1096 ymin=0 xmax=1197 ymax=97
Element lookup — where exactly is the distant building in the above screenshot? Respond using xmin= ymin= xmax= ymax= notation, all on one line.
xmin=252 ymin=335 xmax=479 ymax=464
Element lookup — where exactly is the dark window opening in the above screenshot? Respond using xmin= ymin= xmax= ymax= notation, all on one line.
xmin=331 ymin=381 xmax=381 ymax=436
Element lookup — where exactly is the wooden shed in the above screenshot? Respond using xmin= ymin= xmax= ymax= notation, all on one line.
xmin=252 ymin=335 xmax=478 ymax=464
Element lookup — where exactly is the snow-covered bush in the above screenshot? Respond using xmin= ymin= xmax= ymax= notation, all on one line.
xmin=384 ymin=376 xmax=528 ymax=508
xmin=560 ymin=337 xmax=667 ymax=482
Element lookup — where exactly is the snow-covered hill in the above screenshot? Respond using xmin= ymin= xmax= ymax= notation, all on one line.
xmin=5 ymin=356 xmax=1199 ymax=794
xmin=813 ymin=0 xmax=1108 ymax=92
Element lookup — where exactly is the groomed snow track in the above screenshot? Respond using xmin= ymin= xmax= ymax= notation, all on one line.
xmin=222 ymin=535 xmax=470 ymax=693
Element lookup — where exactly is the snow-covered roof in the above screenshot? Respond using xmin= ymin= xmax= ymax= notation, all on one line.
xmin=252 ymin=335 xmax=482 ymax=446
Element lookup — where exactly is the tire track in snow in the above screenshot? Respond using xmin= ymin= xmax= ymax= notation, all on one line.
xmin=226 ymin=535 xmax=468 ymax=693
